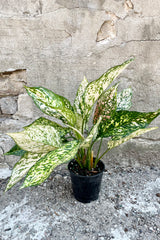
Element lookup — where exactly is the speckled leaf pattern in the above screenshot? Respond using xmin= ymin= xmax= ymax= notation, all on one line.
xmin=25 ymin=86 xmax=76 ymax=126
xmin=80 ymin=117 xmax=102 ymax=148
xmin=74 ymin=112 xmax=83 ymax=132
xmin=93 ymin=84 xmax=118 ymax=124
xmin=7 ymin=132 xmax=56 ymax=153
xmin=73 ymin=76 xmax=88 ymax=114
xmin=24 ymin=117 xmax=70 ymax=139
xmin=108 ymin=127 xmax=158 ymax=150
xmin=82 ymin=59 xmax=133 ymax=122
xmin=5 ymin=152 xmax=46 ymax=191
xmin=25 ymin=126 xmax=62 ymax=147
xmin=21 ymin=141 xmax=79 ymax=188
xmin=24 ymin=117 xmax=70 ymax=147
xmin=100 ymin=109 xmax=160 ymax=140
xmin=117 ymin=88 xmax=132 ymax=111
xmin=4 ymin=144 xmax=26 ymax=156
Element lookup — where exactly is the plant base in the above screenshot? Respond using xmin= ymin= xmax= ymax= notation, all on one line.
xmin=68 ymin=160 xmax=105 ymax=203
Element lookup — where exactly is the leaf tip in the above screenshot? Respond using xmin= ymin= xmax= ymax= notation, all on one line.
xmin=5 ymin=184 xmax=11 ymax=192
xmin=19 ymin=185 xmax=25 ymax=190
xmin=24 ymin=86 xmax=31 ymax=94
xmin=6 ymin=132 xmax=14 ymax=138
xmin=5 ymin=188 xmax=8 ymax=193
xmin=129 ymin=56 xmax=135 ymax=62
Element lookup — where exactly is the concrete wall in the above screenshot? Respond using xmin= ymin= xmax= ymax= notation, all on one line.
xmin=0 ymin=0 xmax=160 ymax=175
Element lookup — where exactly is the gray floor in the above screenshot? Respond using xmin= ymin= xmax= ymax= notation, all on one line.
xmin=0 ymin=163 xmax=160 ymax=240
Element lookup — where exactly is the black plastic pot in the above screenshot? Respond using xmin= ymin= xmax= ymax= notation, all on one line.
xmin=68 ymin=159 xmax=105 ymax=203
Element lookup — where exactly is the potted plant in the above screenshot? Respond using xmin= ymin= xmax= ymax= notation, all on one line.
xmin=5 ymin=58 xmax=160 ymax=203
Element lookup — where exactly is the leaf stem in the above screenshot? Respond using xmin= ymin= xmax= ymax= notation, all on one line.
xmin=90 ymin=151 xmax=93 ymax=169
xmin=94 ymin=147 xmax=110 ymax=167
xmin=82 ymin=118 xmax=85 ymax=135
xmin=86 ymin=148 xmax=91 ymax=170
xmin=66 ymin=124 xmax=84 ymax=140
xmin=75 ymin=152 xmax=83 ymax=168
xmin=82 ymin=149 xmax=86 ymax=166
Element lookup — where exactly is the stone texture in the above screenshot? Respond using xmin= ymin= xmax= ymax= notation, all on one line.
xmin=0 ymin=119 xmax=31 ymax=134
xmin=132 ymin=0 xmax=160 ymax=17
xmin=0 ymin=70 xmax=26 ymax=97
xmin=0 ymin=163 xmax=11 ymax=179
xmin=0 ymin=97 xmax=17 ymax=115
xmin=0 ymin=134 xmax=17 ymax=168
xmin=13 ymin=94 xmax=33 ymax=119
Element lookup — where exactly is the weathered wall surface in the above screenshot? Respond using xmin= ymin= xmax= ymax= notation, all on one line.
xmin=0 ymin=0 xmax=160 ymax=175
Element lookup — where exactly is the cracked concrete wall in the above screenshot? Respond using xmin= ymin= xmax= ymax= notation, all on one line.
xmin=0 ymin=0 xmax=160 ymax=175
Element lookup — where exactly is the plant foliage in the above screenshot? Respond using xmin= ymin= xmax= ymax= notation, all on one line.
xmin=5 ymin=58 xmax=160 ymax=190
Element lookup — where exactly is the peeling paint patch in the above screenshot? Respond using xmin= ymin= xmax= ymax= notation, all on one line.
xmin=96 ymin=11 xmax=119 ymax=42
xmin=124 ymin=0 xmax=134 ymax=11
xmin=96 ymin=20 xmax=116 ymax=42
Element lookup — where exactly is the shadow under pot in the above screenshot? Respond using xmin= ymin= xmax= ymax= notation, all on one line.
xmin=68 ymin=159 xmax=105 ymax=203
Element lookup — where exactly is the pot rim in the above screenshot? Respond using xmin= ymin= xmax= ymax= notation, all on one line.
xmin=68 ymin=159 xmax=105 ymax=178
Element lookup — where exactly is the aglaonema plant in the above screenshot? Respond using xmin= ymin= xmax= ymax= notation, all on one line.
xmin=5 ymin=58 xmax=160 ymax=191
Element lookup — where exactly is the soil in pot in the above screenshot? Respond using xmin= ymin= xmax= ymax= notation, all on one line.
xmin=68 ymin=159 xmax=105 ymax=203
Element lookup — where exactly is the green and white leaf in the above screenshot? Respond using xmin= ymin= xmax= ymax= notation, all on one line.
xmin=5 ymin=152 xmax=46 ymax=191
xmin=82 ymin=58 xmax=134 ymax=123
xmin=65 ymin=124 xmax=84 ymax=140
xmin=100 ymin=109 xmax=160 ymax=140
xmin=74 ymin=76 xmax=88 ymax=114
xmin=24 ymin=117 xmax=70 ymax=140
xmin=7 ymin=132 xmax=56 ymax=153
xmin=93 ymin=84 xmax=118 ymax=124
xmin=74 ymin=112 xmax=83 ymax=132
xmin=117 ymin=88 xmax=132 ymax=111
xmin=24 ymin=117 xmax=70 ymax=146
xmin=21 ymin=141 xmax=79 ymax=188
xmin=108 ymin=127 xmax=158 ymax=150
xmin=4 ymin=144 xmax=26 ymax=156
xmin=80 ymin=117 xmax=102 ymax=148
xmin=25 ymin=86 xmax=76 ymax=126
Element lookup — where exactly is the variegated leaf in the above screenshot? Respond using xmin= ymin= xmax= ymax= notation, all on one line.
xmin=5 ymin=152 xmax=46 ymax=191
xmin=82 ymin=58 xmax=134 ymax=123
xmin=24 ymin=117 xmax=70 ymax=139
xmin=25 ymin=86 xmax=76 ymax=126
xmin=74 ymin=112 xmax=83 ymax=132
xmin=108 ymin=127 xmax=158 ymax=150
xmin=24 ymin=117 xmax=70 ymax=146
xmin=100 ymin=109 xmax=160 ymax=140
xmin=4 ymin=144 xmax=26 ymax=156
xmin=65 ymin=124 xmax=84 ymax=140
xmin=93 ymin=84 xmax=118 ymax=124
xmin=21 ymin=141 xmax=79 ymax=188
xmin=7 ymin=132 xmax=56 ymax=153
xmin=117 ymin=88 xmax=132 ymax=111
xmin=73 ymin=76 xmax=89 ymax=114
xmin=80 ymin=117 xmax=102 ymax=148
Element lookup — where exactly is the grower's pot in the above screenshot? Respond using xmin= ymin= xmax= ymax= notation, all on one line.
xmin=68 ymin=159 xmax=105 ymax=203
